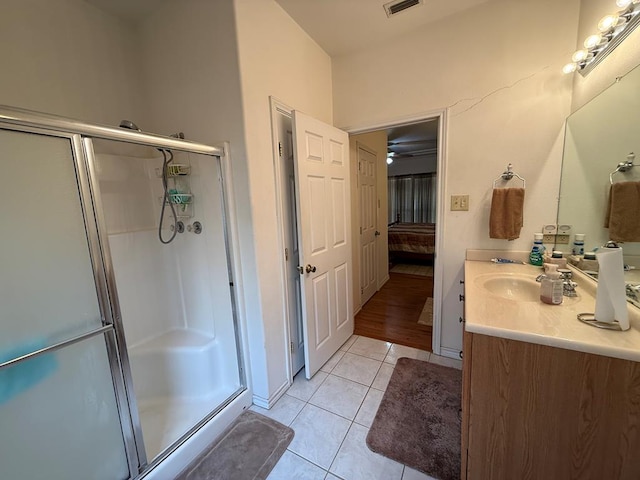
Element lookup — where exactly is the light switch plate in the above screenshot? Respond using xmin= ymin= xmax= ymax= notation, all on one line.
xmin=451 ymin=194 xmax=469 ymax=211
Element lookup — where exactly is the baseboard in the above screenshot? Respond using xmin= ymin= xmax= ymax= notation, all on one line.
xmin=377 ymin=274 xmax=390 ymax=290
xmin=440 ymin=346 xmax=462 ymax=360
xmin=252 ymin=379 xmax=290 ymax=409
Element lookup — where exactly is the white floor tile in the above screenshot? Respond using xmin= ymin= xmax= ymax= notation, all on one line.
xmin=329 ymin=423 xmax=404 ymax=480
xmin=339 ymin=335 xmax=359 ymax=352
xmin=347 ymin=336 xmax=392 ymax=361
xmin=287 ymin=370 xmax=329 ymax=401
xmin=325 ymin=474 xmax=342 ymax=480
xmin=309 ymin=375 xmax=368 ymax=420
xmin=321 ymin=350 xmax=346 ymax=373
xmin=332 ymin=353 xmax=382 ymax=386
xmin=402 ymin=466 xmax=438 ymax=480
xmin=371 ymin=363 xmax=394 ymax=391
xmin=384 ymin=344 xmax=431 ymax=366
xmin=288 ymin=404 xmax=351 ymax=470
xmin=428 ymin=354 xmax=463 ymax=370
xmin=250 ymin=394 xmax=305 ymax=426
xmin=354 ymin=388 xmax=384 ymax=428
xmin=267 ymin=450 xmax=327 ymax=480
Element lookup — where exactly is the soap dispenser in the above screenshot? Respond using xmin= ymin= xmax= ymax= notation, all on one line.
xmin=540 ymin=264 xmax=563 ymax=305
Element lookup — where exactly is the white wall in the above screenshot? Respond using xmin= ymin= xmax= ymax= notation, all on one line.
xmin=234 ymin=0 xmax=334 ymax=405
xmin=333 ymin=0 xmax=580 ymax=356
xmin=350 ymin=130 xmax=389 ymax=313
xmin=0 ymin=0 xmax=142 ymax=124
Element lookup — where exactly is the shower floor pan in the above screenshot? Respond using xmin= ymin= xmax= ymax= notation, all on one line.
xmin=128 ymin=329 xmax=239 ymax=460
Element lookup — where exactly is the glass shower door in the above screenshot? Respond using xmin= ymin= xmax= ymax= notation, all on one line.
xmin=0 ymin=128 xmax=133 ymax=479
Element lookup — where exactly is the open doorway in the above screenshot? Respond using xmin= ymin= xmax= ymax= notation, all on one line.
xmin=352 ymin=118 xmax=441 ymax=352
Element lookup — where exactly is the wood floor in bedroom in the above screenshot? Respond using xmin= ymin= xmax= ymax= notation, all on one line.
xmin=354 ymin=272 xmax=433 ymax=351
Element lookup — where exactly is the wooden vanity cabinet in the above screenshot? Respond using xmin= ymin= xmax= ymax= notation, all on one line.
xmin=461 ymin=331 xmax=640 ymax=480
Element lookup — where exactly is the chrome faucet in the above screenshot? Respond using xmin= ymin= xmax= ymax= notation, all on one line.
xmin=558 ymin=269 xmax=578 ymax=297
xmin=626 ymin=283 xmax=640 ymax=302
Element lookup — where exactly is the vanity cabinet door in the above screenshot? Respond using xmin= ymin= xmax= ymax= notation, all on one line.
xmin=465 ymin=333 xmax=640 ymax=480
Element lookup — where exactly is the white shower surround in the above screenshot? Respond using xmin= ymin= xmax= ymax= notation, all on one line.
xmin=98 ymin=152 xmax=243 ymax=463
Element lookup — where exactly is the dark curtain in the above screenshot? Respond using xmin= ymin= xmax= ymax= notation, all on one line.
xmin=388 ymin=173 xmax=437 ymax=224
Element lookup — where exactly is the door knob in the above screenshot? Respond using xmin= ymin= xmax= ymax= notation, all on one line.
xmin=305 ymin=264 xmax=317 ymax=273
xmin=297 ymin=265 xmax=304 ymax=275
xmin=375 ymin=230 xmax=380 ymax=236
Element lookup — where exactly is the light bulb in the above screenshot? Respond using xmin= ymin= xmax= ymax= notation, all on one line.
xmin=562 ymin=63 xmax=578 ymax=74
xmin=571 ymin=49 xmax=589 ymax=62
xmin=386 ymin=157 xmax=394 ymax=165
xmin=615 ymin=0 xmax=639 ymax=8
xmin=598 ymin=14 xmax=620 ymax=31
xmin=584 ymin=33 xmax=605 ymax=49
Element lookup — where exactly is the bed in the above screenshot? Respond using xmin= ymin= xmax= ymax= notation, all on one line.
xmin=387 ymin=222 xmax=436 ymax=263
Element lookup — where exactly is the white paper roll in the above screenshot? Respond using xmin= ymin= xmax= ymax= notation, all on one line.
xmin=595 ymin=247 xmax=629 ymax=330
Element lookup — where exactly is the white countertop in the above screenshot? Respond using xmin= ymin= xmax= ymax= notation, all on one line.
xmin=464 ymin=259 xmax=640 ymax=362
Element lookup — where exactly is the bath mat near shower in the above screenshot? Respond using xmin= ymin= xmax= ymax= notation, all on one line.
xmin=176 ymin=410 xmax=293 ymax=480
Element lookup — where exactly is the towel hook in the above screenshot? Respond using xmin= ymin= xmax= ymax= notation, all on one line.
xmin=493 ymin=163 xmax=525 ymax=188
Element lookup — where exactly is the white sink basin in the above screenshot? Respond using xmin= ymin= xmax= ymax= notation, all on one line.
xmin=476 ymin=273 xmax=541 ymax=302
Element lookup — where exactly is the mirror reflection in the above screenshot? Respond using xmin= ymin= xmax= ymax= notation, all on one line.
xmin=557 ymin=62 xmax=640 ymax=307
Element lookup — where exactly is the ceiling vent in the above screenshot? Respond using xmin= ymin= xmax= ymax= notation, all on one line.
xmin=383 ymin=0 xmax=423 ymax=17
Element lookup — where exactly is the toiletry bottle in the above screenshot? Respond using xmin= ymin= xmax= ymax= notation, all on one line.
xmin=572 ymin=234 xmax=585 ymax=256
xmin=549 ymin=250 xmax=568 ymax=268
xmin=540 ymin=265 xmax=563 ymax=305
xmin=529 ymin=233 xmax=545 ymax=266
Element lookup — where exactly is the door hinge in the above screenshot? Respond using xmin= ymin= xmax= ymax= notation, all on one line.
xmin=285 ymin=247 xmax=289 ymax=261
xmin=290 ymin=342 xmax=294 ymax=354
xmin=278 ymin=142 xmax=283 ymax=157
xmin=360 ymin=226 xmax=363 ymax=235
xmin=361 ymin=287 xmax=364 ymax=294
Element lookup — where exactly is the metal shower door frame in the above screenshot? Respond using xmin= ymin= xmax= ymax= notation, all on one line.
xmin=0 ymin=105 xmax=248 ymax=479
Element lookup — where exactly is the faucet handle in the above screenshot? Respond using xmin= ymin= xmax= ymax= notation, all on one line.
xmin=558 ymin=268 xmax=572 ymax=280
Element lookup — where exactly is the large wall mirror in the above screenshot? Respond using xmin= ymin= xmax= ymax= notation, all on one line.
xmin=557 ymin=61 xmax=640 ymax=306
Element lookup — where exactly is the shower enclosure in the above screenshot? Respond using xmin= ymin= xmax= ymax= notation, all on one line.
xmin=0 ymin=106 xmax=247 ymax=479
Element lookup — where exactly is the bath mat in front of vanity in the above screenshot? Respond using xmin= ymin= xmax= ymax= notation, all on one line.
xmin=366 ymin=357 xmax=461 ymax=480
xmin=176 ymin=410 xmax=294 ymax=480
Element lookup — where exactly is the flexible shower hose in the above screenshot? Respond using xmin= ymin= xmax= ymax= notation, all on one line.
xmin=159 ymin=149 xmax=178 ymax=244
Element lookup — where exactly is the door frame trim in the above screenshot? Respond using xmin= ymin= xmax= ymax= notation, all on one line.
xmin=269 ymin=96 xmax=298 ymax=385
xmin=343 ymin=108 xmax=448 ymax=356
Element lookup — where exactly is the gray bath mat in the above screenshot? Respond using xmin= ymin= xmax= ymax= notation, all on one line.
xmin=366 ymin=358 xmax=461 ymax=480
xmin=176 ymin=410 xmax=294 ymax=480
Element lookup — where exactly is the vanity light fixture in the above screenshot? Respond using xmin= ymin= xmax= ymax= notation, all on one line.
xmin=563 ymin=0 xmax=640 ymax=76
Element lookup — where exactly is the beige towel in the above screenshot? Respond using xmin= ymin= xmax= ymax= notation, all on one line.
xmin=489 ymin=187 xmax=524 ymax=240
xmin=604 ymin=181 xmax=640 ymax=242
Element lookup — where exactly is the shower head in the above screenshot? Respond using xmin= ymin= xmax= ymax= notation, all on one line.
xmin=119 ymin=119 xmax=141 ymax=131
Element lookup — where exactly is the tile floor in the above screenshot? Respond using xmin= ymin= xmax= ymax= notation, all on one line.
xmin=250 ymin=335 xmax=463 ymax=480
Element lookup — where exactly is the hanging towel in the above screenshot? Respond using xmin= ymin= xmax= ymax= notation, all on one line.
xmin=604 ymin=181 xmax=640 ymax=242
xmin=489 ymin=187 xmax=525 ymax=240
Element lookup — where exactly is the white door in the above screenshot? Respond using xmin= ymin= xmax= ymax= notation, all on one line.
xmin=292 ymin=111 xmax=353 ymax=379
xmin=358 ymin=144 xmax=377 ymax=305
xmin=277 ymin=112 xmax=305 ymax=375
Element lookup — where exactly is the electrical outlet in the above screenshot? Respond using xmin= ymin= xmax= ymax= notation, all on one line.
xmin=556 ymin=234 xmax=570 ymax=244
xmin=543 ymin=234 xmax=556 ymax=244
xmin=451 ymin=194 xmax=469 ymax=211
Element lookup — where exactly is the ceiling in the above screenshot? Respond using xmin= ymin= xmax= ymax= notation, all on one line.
xmin=274 ymin=0 xmax=490 ymax=57
xmin=387 ymin=120 xmax=438 ymax=159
